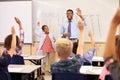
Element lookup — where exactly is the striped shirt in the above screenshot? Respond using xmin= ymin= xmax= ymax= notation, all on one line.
xmin=15 ymin=29 xmax=24 ymax=55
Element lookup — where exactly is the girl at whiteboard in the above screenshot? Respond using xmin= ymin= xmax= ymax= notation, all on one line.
xmin=0 ymin=27 xmax=16 ymax=80
xmin=14 ymin=17 xmax=24 ymax=55
xmin=37 ymin=25 xmax=57 ymax=72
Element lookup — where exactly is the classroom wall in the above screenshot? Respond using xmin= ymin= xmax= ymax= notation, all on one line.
xmin=0 ymin=0 xmax=118 ymax=57
xmin=0 ymin=42 xmax=105 ymax=57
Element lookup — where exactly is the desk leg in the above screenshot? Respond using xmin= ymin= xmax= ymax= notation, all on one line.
xmin=29 ymin=59 xmax=44 ymax=79
xmin=39 ymin=59 xmax=42 ymax=75
xmin=36 ymin=60 xmax=42 ymax=78
xmin=28 ymin=72 xmax=35 ymax=80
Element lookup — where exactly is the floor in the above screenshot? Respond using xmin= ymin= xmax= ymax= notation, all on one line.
xmin=42 ymin=72 xmax=52 ymax=80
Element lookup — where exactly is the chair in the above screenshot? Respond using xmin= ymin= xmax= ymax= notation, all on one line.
xmin=83 ymin=62 xmax=91 ymax=65
xmin=52 ymin=72 xmax=86 ymax=80
xmin=10 ymin=55 xmax=25 ymax=80
xmin=10 ymin=55 xmax=25 ymax=64
xmin=105 ymin=75 xmax=113 ymax=80
xmin=92 ymin=62 xmax=104 ymax=66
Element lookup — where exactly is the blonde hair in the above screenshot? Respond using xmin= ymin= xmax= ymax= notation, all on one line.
xmin=55 ymin=38 xmax=73 ymax=58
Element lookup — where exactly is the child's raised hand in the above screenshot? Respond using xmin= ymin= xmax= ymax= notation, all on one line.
xmin=11 ymin=26 xmax=16 ymax=35
xmin=88 ymin=30 xmax=93 ymax=38
xmin=76 ymin=8 xmax=82 ymax=16
xmin=14 ymin=17 xmax=21 ymax=24
xmin=14 ymin=17 xmax=22 ymax=29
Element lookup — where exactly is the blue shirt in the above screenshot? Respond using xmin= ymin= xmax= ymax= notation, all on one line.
xmin=60 ymin=19 xmax=87 ymax=39
xmin=61 ymin=19 xmax=79 ymax=39
xmin=69 ymin=48 xmax=95 ymax=64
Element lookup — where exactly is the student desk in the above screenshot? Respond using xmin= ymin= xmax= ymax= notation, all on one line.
xmin=24 ymin=55 xmax=46 ymax=65
xmin=23 ymin=55 xmax=46 ymax=75
xmin=8 ymin=65 xmax=40 ymax=80
xmin=80 ymin=66 xmax=102 ymax=80
xmin=92 ymin=56 xmax=104 ymax=66
xmin=80 ymin=66 xmax=102 ymax=75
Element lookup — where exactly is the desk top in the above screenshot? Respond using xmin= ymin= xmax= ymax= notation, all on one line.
xmin=92 ymin=56 xmax=104 ymax=62
xmin=80 ymin=66 xmax=102 ymax=75
xmin=8 ymin=65 xmax=40 ymax=74
xmin=23 ymin=55 xmax=46 ymax=60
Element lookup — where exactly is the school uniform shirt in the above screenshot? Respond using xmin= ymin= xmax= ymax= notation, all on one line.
xmin=0 ymin=50 xmax=12 ymax=80
xmin=37 ymin=32 xmax=56 ymax=54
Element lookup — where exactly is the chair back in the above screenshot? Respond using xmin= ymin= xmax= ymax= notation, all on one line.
xmin=105 ymin=75 xmax=113 ymax=80
xmin=10 ymin=55 xmax=24 ymax=64
xmin=52 ymin=72 xmax=85 ymax=80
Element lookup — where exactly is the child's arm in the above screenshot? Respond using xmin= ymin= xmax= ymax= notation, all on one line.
xmin=81 ymin=30 xmax=96 ymax=64
xmin=14 ymin=17 xmax=24 ymax=48
xmin=76 ymin=20 xmax=84 ymax=56
xmin=103 ymin=8 xmax=120 ymax=60
xmin=8 ymin=26 xmax=16 ymax=57
xmin=88 ymin=30 xmax=95 ymax=48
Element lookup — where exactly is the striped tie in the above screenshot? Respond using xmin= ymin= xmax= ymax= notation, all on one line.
xmin=68 ymin=20 xmax=71 ymax=39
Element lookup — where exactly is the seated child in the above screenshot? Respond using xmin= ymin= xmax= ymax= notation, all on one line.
xmin=51 ymin=20 xmax=95 ymax=73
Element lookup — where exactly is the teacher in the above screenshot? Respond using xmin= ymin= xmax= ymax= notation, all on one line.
xmin=60 ymin=8 xmax=87 ymax=54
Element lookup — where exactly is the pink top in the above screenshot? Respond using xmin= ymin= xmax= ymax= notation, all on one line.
xmin=99 ymin=65 xmax=110 ymax=80
xmin=42 ymin=34 xmax=54 ymax=53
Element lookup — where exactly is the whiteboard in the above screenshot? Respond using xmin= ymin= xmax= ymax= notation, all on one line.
xmin=36 ymin=0 xmax=118 ymax=42
xmin=0 ymin=1 xmax=32 ymax=43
